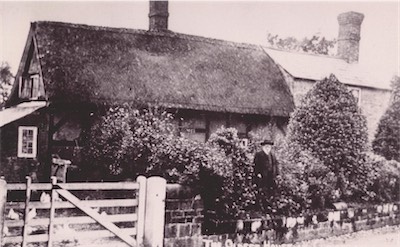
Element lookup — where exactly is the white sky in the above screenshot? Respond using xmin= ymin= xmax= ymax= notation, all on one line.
xmin=0 ymin=0 xmax=399 ymax=86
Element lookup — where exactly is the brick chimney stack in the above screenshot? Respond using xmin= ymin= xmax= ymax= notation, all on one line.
xmin=149 ymin=0 xmax=169 ymax=31
xmin=337 ymin=11 xmax=364 ymax=63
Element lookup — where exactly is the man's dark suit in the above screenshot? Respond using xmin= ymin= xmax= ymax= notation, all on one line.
xmin=254 ymin=150 xmax=278 ymax=189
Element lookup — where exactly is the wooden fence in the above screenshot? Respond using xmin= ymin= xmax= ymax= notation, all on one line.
xmin=0 ymin=176 xmax=166 ymax=247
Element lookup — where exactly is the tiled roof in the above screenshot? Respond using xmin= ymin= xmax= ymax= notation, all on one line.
xmin=263 ymin=47 xmax=391 ymax=90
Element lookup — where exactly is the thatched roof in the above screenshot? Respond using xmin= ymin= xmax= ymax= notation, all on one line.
xmin=32 ymin=21 xmax=294 ymax=116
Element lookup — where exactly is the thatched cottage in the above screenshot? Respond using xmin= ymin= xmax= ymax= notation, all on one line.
xmin=0 ymin=1 xmax=294 ymax=182
xmin=264 ymin=11 xmax=392 ymax=141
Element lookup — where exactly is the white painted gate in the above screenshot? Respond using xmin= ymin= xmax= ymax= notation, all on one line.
xmin=0 ymin=176 xmax=166 ymax=247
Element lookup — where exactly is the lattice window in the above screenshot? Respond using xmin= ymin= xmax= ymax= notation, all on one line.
xmin=18 ymin=126 xmax=38 ymax=158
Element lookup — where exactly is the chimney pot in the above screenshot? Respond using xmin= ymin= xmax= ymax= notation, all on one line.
xmin=149 ymin=0 xmax=169 ymax=31
xmin=337 ymin=11 xmax=364 ymax=63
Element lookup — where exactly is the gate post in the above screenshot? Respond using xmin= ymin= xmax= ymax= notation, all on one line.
xmin=0 ymin=177 xmax=7 ymax=245
xmin=144 ymin=177 xmax=166 ymax=247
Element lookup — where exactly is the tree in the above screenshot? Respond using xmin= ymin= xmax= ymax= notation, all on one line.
xmin=267 ymin=33 xmax=336 ymax=55
xmin=372 ymin=76 xmax=400 ymax=161
xmin=0 ymin=62 xmax=13 ymax=106
xmin=286 ymin=74 xmax=368 ymax=199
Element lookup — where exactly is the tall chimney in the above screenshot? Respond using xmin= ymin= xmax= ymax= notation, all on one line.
xmin=337 ymin=11 xmax=364 ymax=63
xmin=149 ymin=0 xmax=169 ymax=31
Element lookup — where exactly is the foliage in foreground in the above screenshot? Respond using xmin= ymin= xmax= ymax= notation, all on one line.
xmin=83 ymin=104 xmax=230 ymax=184
xmin=83 ymin=99 xmax=399 ymax=219
xmin=373 ymin=76 xmax=400 ymax=162
xmin=207 ymin=127 xmax=257 ymax=217
xmin=363 ymin=152 xmax=400 ymax=203
xmin=0 ymin=62 xmax=13 ymax=106
xmin=286 ymin=74 xmax=369 ymax=199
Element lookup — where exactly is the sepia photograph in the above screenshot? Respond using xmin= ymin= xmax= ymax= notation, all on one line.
xmin=0 ymin=0 xmax=399 ymax=246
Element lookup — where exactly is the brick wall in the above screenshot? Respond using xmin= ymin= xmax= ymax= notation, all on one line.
xmin=201 ymin=203 xmax=400 ymax=246
xmin=164 ymin=184 xmax=204 ymax=247
xmin=163 ymin=185 xmax=400 ymax=247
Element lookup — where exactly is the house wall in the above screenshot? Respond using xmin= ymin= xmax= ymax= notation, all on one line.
xmin=283 ymin=71 xmax=391 ymax=141
xmin=177 ymin=110 xmax=287 ymax=143
xmin=0 ymin=109 xmax=49 ymax=182
xmin=360 ymin=88 xmax=391 ymax=140
xmin=0 ymin=106 xmax=287 ymax=183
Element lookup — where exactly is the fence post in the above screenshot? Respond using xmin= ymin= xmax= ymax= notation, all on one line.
xmin=48 ymin=176 xmax=57 ymax=247
xmin=0 ymin=177 xmax=7 ymax=246
xmin=22 ymin=176 xmax=32 ymax=247
xmin=136 ymin=176 xmax=147 ymax=246
xmin=144 ymin=176 xmax=166 ymax=247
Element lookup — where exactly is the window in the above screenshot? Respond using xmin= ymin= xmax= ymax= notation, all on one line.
xmin=18 ymin=126 xmax=38 ymax=158
xmin=20 ymin=74 xmax=42 ymax=99
xmin=179 ymin=114 xmax=207 ymax=143
xmin=348 ymin=87 xmax=361 ymax=106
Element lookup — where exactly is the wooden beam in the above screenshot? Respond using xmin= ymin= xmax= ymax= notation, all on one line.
xmin=5 ymin=213 xmax=138 ymax=227
xmin=136 ymin=176 xmax=146 ymax=246
xmin=7 ymin=181 xmax=138 ymax=191
xmin=48 ymin=177 xmax=57 ymax=247
xmin=205 ymin=115 xmax=211 ymax=140
xmin=21 ymin=177 xmax=32 ymax=247
xmin=7 ymin=198 xmax=138 ymax=210
xmin=0 ymin=179 xmax=7 ymax=246
xmin=50 ymin=114 xmax=69 ymax=135
xmin=3 ymin=228 xmax=137 ymax=244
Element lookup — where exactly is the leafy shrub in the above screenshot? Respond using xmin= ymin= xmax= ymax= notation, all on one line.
xmin=286 ymin=74 xmax=368 ymax=198
xmin=207 ymin=127 xmax=257 ymax=217
xmin=83 ymin=105 xmax=134 ymax=180
xmin=274 ymin=140 xmax=337 ymax=214
xmin=363 ymin=153 xmax=400 ymax=203
xmin=147 ymin=135 xmax=231 ymax=186
xmin=373 ymin=76 xmax=400 ymax=162
xmin=83 ymin=104 xmax=230 ymax=185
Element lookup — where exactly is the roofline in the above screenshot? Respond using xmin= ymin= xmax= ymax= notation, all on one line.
xmin=290 ymin=76 xmax=391 ymax=91
xmin=263 ymin=46 xmax=343 ymax=60
xmin=262 ymin=47 xmax=392 ymax=91
xmin=47 ymin=97 xmax=292 ymax=117
xmin=6 ymin=24 xmax=36 ymax=107
xmin=32 ymin=21 xmax=263 ymax=51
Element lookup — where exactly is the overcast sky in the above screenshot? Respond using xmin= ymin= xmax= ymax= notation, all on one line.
xmin=0 ymin=0 xmax=399 ymax=86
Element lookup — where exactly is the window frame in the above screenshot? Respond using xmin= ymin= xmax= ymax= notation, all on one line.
xmin=18 ymin=126 xmax=38 ymax=158
xmin=20 ymin=74 xmax=40 ymax=100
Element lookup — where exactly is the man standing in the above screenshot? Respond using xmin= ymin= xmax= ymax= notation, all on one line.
xmin=254 ymin=140 xmax=278 ymax=195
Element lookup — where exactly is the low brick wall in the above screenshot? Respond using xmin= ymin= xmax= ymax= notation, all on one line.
xmin=164 ymin=184 xmax=204 ymax=247
xmin=164 ymin=185 xmax=400 ymax=247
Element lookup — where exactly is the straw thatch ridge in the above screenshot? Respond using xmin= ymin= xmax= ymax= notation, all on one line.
xmin=33 ymin=21 xmax=294 ymax=116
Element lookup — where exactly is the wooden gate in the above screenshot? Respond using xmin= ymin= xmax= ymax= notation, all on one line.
xmin=0 ymin=176 xmax=166 ymax=247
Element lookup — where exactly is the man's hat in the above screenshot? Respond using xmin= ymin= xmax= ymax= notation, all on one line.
xmin=260 ymin=140 xmax=274 ymax=146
